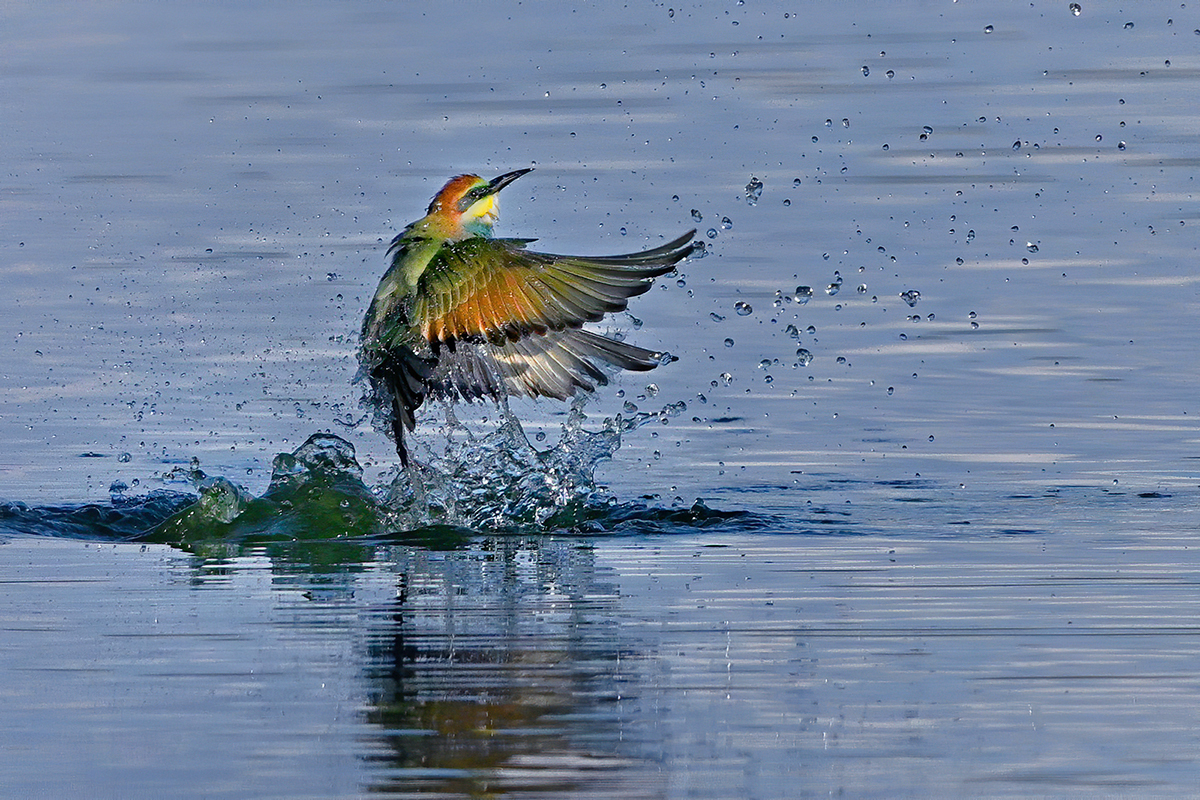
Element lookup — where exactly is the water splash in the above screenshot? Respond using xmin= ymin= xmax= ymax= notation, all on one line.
xmin=3 ymin=400 xmax=748 ymax=544
xmin=382 ymin=397 xmax=687 ymax=531
xmin=152 ymin=432 xmax=381 ymax=544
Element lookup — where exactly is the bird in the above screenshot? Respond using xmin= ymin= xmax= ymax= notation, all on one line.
xmin=359 ymin=168 xmax=697 ymax=466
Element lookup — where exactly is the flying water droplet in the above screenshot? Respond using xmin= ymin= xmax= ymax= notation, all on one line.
xmin=1025 ymin=242 xmax=1039 ymax=253
xmin=795 ymin=348 xmax=814 ymax=367
xmin=724 ymin=337 xmax=735 ymax=347
xmin=691 ymin=209 xmax=703 ymax=222
xmin=721 ymin=216 xmax=733 ymax=229
xmin=745 ymin=176 xmax=764 ymax=205
xmin=794 ymin=286 xmax=813 ymax=304
xmin=900 ymin=289 xmax=921 ymax=307
xmin=734 ymin=301 xmax=753 ymax=316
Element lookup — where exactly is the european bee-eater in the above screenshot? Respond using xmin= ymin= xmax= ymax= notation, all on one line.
xmin=360 ymin=168 xmax=696 ymax=466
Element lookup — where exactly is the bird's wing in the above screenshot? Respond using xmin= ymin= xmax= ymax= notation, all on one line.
xmin=431 ymin=328 xmax=665 ymax=403
xmin=409 ymin=230 xmax=696 ymax=347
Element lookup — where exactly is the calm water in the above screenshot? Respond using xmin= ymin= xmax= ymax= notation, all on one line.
xmin=4 ymin=1 xmax=1200 ymax=796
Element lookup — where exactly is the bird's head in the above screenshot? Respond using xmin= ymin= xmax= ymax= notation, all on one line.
xmin=425 ymin=168 xmax=532 ymax=238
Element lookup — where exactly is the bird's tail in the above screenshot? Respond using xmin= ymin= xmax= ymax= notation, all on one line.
xmin=370 ymin=348 xmax=437 ymax=467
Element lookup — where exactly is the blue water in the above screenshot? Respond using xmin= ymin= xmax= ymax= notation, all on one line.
xmin=5 ymin=0 xmax=1200 ymax=796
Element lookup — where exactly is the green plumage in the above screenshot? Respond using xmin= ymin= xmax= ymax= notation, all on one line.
xmin=360 ymin=171 xmax=696 ymax=466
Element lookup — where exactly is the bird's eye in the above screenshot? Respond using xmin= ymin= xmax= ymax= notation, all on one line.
xmin=457 ymin=187 xmax=488 ymax=212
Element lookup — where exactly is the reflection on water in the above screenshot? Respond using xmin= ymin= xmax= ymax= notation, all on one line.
xmin=359 ymin=541 xmax=660 ymax=798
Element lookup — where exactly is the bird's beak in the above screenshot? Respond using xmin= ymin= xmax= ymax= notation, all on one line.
xmin=485 ymin=168 xmax=533 ymax=196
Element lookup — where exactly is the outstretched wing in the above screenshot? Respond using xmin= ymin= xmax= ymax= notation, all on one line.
xmin=409 ymin=230 xmax=697 ymax=348
xmin=431 ymin=328 xmax=666 ymax=403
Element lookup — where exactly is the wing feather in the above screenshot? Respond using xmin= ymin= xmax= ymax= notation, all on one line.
xmin=410 ymin=231 xmax=695 ymax=346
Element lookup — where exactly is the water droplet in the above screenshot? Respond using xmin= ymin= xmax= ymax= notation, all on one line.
xmin=966 ymin=230 xmax=975 ymax=242
xmin=842 ymin=118 xmax=850 ymax=128
xmin=900 ymin=289 xmax=921 ymax=307
xmin=861 ymin=65 xmax=870 ymax=76
xmin=792 ymin=177 xmax=802 ymax=188
xmin=1069 ymin=2 xmax=1081 ymax=15
xmin=1118 ymin=141 xmax=1127 ymax=151
xmin=620 ymin=226 xmax=627 ymax=235
xmin=784 ymin=324 xmax=800 ymax=339
xmin=922 ymin=125 xmax=934 ymax=135
xmin=724 ymin=337 xmax=735 ymax=347
xmin=118 ymin=452 xmax=132 ymax=463
xmin=758 ymin=359 xmax=773 ymax=370
xmin=795 ymin=348 xmax=814 ymax=367
xmin=1095 ymin=134 xmax=1103 ymax=142
xmin=886 ymin=69 xmax=895 ymax=79
xmin=1012 ymin=140 xmax=1022 ymax=151
xmin=709 ymin=312 xmax=726 ymax=322
xmin=794 ymin=286 xmax=813 ymax=304
xmin=734 ymin=301 xmax=753 ymax=316
xmin=706 ymin=228 xmax=718 ymax=239
xmin=721 ymin=216 xmax=733 ymax=229
xmin=720 ymin=372 xmax=734 ymax=386
xmin=1123 ymin=21 xmax=1134 ymax=29
xmin=857 ymin=284 xmax=868 ymax=294
xmin=886 ymin=386 xmax=895 ymax=396
xmin=782 ymin=198 xmax=791 ymax=206
xmin=983 ymin=24 xmax=994 ymax=34
xmin=1026 ymin=242 xmax=1039 ymax=253
xmin=826 ymin=275 xmax=843 ymax=296
xmin=645 ymin=383 xmax=659 ymax=397
xmin=691 ymin=209 xmax=703 ymax=222
xmin=835 ymin=356 xmax=847 ymax=365
xmin=806 ymin=325 xmax=816 ymax=335
xmin=744 ymin=176 xmax=764 ymax=205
